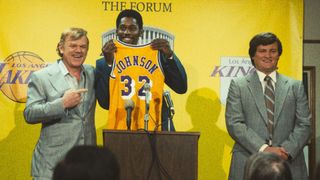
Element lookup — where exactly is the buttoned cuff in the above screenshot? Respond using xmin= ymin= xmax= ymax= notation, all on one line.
xmin=259 ymin=144 xmax=269 ymax=152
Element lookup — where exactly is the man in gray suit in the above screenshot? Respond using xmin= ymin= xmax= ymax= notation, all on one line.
xmin=24 ymin=27 xmax=96 ymax=180
xmin=226 ymin=32 xmax=311 ymax=180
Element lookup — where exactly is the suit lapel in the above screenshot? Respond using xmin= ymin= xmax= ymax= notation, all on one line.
xmin=82 ymin=66 xmax=90 ymax=117
xmin=273 ymin=73 xmax=289 ymax=127
xmin=47 ymin=61 xmax=70 ymax=94
xmin=247 ymin=72 xmax=268 ymax=125
xmin=79 ymin=65 xmax=94 ymax=118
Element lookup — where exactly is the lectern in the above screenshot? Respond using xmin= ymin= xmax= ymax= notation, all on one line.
xmin=103 ymin=130 xmax=200 ymax=180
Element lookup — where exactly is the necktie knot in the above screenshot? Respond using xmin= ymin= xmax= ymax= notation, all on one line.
xmin=264 ymin=75 xmax=272 ymax=82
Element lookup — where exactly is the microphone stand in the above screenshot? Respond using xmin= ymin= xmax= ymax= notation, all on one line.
xmin=144 ymin=83 xmax=151 ymax=131
xmin=144 ymin=103 xmax=149 ymax=131
xmin=167 ymin=106 xmax=174 ymax=131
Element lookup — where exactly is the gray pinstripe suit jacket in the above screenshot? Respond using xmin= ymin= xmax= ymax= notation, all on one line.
xmin=226 ymin=71 xmax=311 ymax=180
xmin=24 ymin=61 xmax=96 ymax=178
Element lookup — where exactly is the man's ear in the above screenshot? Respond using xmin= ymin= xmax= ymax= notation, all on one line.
xmin=58 ymin=43 xmax=64 ymax=55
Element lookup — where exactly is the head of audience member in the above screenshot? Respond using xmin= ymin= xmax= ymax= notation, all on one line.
xmin=244 ymin=152 xmax=292 ymax=180
xmin=56 ymin=27 xmax=89 ymax=70
xmin=116 ymin=9 xmax=143 ymax=45
xmin=53 ymin=145 xmax=120 ymax=180
xmin=248 ymin=32 xmax=282 ymax=74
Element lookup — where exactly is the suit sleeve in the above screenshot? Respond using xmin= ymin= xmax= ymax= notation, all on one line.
xmin=24 ymin=73 xmax=65 ymax=124
xmin=160 ymin=52 xmax=187 ymax=94
xmin=95 ymin=58 xmax=112 ymax=110
xmin=280 ymin=81 xmax=311 ymax=159
xmin=225 ymin=79 xmax=267 ymax=153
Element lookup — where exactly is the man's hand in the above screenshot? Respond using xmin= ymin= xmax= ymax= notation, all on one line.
xmin=264 ymin=146 xmax=289 ymax=160
xmin=102 ymin=40 xmax=117 ymax=65
xmin=62 ymin=89 xmax=88 ymax=109
xmin=151 ymin=39 xmax=173 ymax=59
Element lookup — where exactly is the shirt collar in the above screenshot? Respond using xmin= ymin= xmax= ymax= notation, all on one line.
xmin=256 ymin=69 xmax=277 ymax=83
xmin=58 ymin=59 xmax=84 ymax=76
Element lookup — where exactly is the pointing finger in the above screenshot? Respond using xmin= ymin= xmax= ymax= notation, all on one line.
xmin=74 ymin=88 xmax=88 ymax=94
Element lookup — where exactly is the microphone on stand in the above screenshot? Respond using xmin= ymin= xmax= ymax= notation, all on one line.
xmin=163 ymin=90 xmax=175 ymax=131
xmin=124 ymin=99 xmax=135 ymax=130
xmin=144 ymin=83 xmax=151 ymax=131
xmin=144 ymin=83 xmax=151 ymax=110
xmin=163 ymin=90 xmax=175 ymax=117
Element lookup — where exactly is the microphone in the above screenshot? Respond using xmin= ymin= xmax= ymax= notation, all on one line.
xmin=144 ymin=83 xmax=151 ymax=111
xmin=163 ymin=90 xmax=175 ymax=116
xmin=124 ymin=99 xmax=135 ymax=130
xmin=143 ymin=83 xmax=151 ymax=130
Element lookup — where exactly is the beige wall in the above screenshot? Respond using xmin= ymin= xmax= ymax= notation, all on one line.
xmin=304 ymin=0 xmax=320 ymax=169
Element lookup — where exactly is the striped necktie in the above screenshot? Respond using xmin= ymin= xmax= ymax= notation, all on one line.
xmin=264 ymin=75 xmax=275 ymax=146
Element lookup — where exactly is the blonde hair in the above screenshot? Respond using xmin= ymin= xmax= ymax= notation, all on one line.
xmin=56 ymin=27 xmax=89 ymax=57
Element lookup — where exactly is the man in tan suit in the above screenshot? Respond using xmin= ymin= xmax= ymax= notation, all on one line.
xmin=24 ymin=28 xmax=96 ymax=179
xmin=226 ymin=32 xmax=311 ymax=180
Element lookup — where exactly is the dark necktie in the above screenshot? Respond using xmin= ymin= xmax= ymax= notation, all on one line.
xmin=264 ymin=76 xmax=275 ymax=146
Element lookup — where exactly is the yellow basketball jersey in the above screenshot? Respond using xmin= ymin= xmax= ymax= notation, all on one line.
xmin=108 ymin=40 xmax=165 ymax=131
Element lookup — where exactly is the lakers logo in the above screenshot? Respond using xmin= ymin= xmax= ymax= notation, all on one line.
xmin=0 ymin=51 xmax=48 ymax=103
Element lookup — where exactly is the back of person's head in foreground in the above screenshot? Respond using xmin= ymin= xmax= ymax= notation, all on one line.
xmin=53 ymin=145 xmax=120 ymax=180
xmin=244 ymin=152 xmax=292 ymax=180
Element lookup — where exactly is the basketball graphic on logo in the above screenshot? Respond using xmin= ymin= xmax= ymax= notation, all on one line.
xmin=0 ymin=51 xmax=47 ymax=103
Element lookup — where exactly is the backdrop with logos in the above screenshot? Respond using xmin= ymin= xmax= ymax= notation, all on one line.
xmin=0 ymin=0 xmax=303 ymax=179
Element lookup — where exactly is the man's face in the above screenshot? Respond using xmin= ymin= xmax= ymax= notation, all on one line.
xmin=116 ymin=17 xmax=142 ymax=45
xmin=59 ymin=36 xmax=88 ymax=69
xmin=252 ymin=42 xmax=280 ymax=74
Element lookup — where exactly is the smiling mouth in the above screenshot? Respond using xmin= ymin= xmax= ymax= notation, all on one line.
xmin=72 ymin=54 xmax=83 ymax=59
xmin=262 ymin=59 xmax=273 ymax=63
xmin=123 ymin=37 xmax=132 ymax=41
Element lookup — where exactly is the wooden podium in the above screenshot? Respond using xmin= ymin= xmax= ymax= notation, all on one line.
xmin=103 ymin=130 xmax=200 ymax=180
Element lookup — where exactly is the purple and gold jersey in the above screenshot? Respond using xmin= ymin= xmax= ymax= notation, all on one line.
xmin=108 ymin=40 xmax=165 ymax=130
